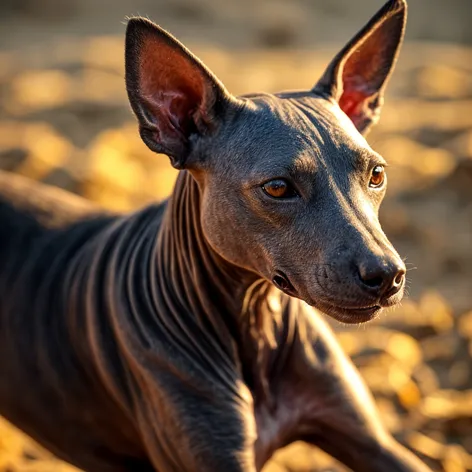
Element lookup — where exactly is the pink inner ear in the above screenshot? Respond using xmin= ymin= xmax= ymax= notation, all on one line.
xmin=339 ymin=88 xmax=370 ymax=119
xmin=138 ymin=34 xmax=207 ymax=136
xmin=336 ymin=26 xmax=394 ymax=128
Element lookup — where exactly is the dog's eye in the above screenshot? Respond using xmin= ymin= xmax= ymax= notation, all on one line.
xmin=262 ymin=179 xmax=298 ymax=199
xmin=369 ymin=165 xmax=386 ymax=188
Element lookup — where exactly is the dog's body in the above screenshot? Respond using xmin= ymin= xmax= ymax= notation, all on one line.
xmin=0 ymin=1 xmax=432 ymax=471
xmin=0 ymin=171 xmax=427 ymax=472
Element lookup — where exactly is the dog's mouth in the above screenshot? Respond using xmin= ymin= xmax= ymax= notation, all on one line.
xmin=298 ymin=298 xmax=386 ymax=324
xmin=271 ymin=271 xmax=403 ymax=324
xmin=310 ymin=290 xmax=405 ymax=324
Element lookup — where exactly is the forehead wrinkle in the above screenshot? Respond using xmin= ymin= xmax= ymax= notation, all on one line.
xmin=283 ymin=99 xmax=347 ymax=181
xmin=291 ymin=98 xmax=379 ymax=177
xmin=291 ymin=153 xmax=317 ymax=175
xmin=278 ymin=98 xmax=326 ymax=151
xmin=219 ymin=96 xmax=324 ymax=174
xmin=249 ymin=150 xmax=317 ymax=182
xmin=258 ymin=99 xmax=322 ymax=179
xmin=250 ymin=95 xmax=324 ymax=151
xmin=290 ymin=98 xmax=349 ymax=152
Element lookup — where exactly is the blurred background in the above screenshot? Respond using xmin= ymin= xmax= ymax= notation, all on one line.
xmin=0 ymin=0 xmax=471 ymax=471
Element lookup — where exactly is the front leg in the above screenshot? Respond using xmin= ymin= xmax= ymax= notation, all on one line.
xmin=286 ymin=303 xmax=431 ymax=472
xmin=132 ymin=366 xmax=258 ymax=472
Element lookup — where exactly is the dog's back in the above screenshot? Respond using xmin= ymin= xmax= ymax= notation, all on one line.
xmin=0 ymin=169 xmax=106 ymax=317
xmin=0 ymin=171 xmax=159 ymax=470
xmin=0 ymin=170 xmax=99 ymax=228
xmin=0 ymin=170 xmax=102 ymax=318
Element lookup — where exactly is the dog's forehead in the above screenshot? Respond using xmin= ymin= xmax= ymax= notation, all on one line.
xmin=218 ymin=93 xmax=372 ymax=173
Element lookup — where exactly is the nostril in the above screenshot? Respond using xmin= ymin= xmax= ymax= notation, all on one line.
xmin=360 ymin=274 xmax=384 ymax=289
xmin=357 ymin=260 xmax=406 ymax=296
xmin=393 ymin=270 xmax=405 ymax=286
xmin=392 ymin=269 xmax=405 ymax=288
xmin=383 ymin=268 xmax=406 ymax=298
xmin=357 ymin=259 xmax=406 ymax=297
xmin=357 ymin=262 xmax=385 ymax=289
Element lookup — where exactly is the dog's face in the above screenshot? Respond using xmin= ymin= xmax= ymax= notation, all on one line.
xmin=125 ymin=0 xmax=407 ymax=323
xmin=196 ymin=93 xmax=406 ymax=323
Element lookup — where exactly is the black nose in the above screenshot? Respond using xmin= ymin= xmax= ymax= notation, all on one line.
xmin=357 ymin=259 xmax=405 ymax=298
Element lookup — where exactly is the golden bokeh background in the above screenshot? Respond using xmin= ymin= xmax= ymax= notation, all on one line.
xmin=0 ymin=0 xmax=471 ymax=471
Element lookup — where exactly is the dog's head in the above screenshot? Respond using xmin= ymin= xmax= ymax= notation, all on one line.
xmin=125 ymin=0 xmax=408 ymax=323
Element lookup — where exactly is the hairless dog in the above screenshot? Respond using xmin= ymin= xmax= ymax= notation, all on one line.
xmin=0 ymin=0 xmax=432 ymax=470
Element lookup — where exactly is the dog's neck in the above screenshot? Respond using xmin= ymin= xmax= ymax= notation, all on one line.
xmin=152 ymin=171 xmax=284 ymax=398
xmin=158 ymin=171 xmax=259 ymax=334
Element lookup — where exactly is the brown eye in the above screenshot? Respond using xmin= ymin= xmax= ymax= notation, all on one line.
xmin=369 ymin=165 xmax=386 ymax=188
xmin=262 ymin=179 xmax=298 ymax=199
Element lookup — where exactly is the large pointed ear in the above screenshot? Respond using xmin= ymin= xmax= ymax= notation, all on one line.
xmin=313 ymin=0 xmax=407 ymax=135
xmin=125 ymin=18 xmax=235 ymax=168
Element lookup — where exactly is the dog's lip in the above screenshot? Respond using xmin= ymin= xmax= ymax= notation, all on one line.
xmin=308 ymin=290 xmax=406 ymax=324
xmin=305 ymin=283 xmax=405 ymax=316
xmin=300 ymin=296 xmax=384 ymax=323
xmin=322 ymin=304 xmax=383 ymax=324
xmin=344 ymin=304 xmax=381 ymax=313
xmin=340 ymin=305 xmax=382 ymax=318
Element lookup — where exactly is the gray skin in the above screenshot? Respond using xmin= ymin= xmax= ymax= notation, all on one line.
xmin=0 ymin=0 xmax=432 ymax=471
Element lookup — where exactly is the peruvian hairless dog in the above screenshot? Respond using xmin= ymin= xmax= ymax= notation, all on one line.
xmin=0 ymin=0 xmax=432 ymax=470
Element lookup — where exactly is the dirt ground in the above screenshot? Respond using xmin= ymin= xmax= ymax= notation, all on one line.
xmin=0 ymin=0 xmax=471 ymax=471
